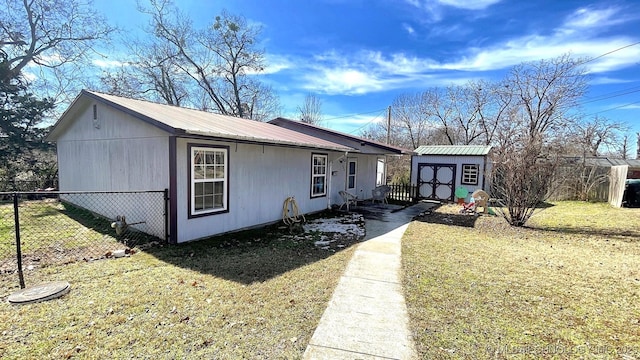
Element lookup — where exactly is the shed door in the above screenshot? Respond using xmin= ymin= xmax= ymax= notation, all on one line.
xmin=417 ymin=163 xmax=456 ymax=202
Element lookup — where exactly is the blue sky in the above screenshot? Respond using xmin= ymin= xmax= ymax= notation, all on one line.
xmin=95 ymin=0 xmax=640 ymax=152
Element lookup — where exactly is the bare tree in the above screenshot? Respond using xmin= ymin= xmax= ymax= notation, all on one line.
xmin=418 ymin=82 xmax=495 ymax=145
xmin=387 ymin=93 xmax=430 ymax=149
xmin=476 ymin=80 xmax=514 ymax=145
xmin=491 ymin=54 xmax=588 ymax=226
xmin=0 ymin=0 xmax=114 ymax=99
xmin=574 ymin=115 xmax=628 ymax=157
xmin=423 ymin=87 xmax=457 ymax=144
xmin=297 ymin=93 xmax=323 ymax=125
xmin=142 ymin=0 xmax=279 ymax=120
xmin=100 ymin=34 xmax=189 ymax=106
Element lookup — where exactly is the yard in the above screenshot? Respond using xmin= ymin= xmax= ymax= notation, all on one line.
xmin=3 ymin=200 xmax=639 ymax=359
xmin=0 ymin=211 xmax=362 ymax=359
xmin=403 ymin=202 xmax=640 ymax=359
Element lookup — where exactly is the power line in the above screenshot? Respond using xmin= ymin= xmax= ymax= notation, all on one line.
xmin=580 ymin=88 xmax=640 ymax=105
xmin=578 ymin=41 xmax=640 ymax=66
xmin=585 ymin=99 xmax=640 ymax=117
xmin=323 ymin=107 xmax=387 ymax=122
xmin=320 ymin=42 xmax=640 ymax=126
xmin=344 ymin=109 xmax=386 ymax=134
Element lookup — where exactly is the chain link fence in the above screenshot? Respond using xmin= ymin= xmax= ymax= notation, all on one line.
xmin=0 ymin=190 xmax=168 ymax=288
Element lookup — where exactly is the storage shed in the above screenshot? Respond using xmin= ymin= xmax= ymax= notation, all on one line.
xmin=410 ymin=145 xmax=492 ymax=202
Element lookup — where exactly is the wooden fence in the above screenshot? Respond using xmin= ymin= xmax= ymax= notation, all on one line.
xmin=387 ymin=183 xmax=418 ymax=203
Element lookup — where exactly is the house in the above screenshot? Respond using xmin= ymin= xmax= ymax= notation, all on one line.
xmin=268 ymin=117 xmax=412 ymax=205
xmin=46 ymin=90 xmax=407 ymax=243
xmin=410 ymin=145 xmax=492 ymax=202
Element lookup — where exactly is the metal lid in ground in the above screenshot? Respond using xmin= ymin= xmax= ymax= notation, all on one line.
xmin=8 ymin=281 xmax=71 ymax=305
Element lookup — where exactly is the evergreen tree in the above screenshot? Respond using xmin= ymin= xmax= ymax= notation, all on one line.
xmin=0 ymin=52 xmax=56 ymax=189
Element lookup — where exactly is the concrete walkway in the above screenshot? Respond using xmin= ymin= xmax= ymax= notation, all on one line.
xmin=303 ymin=202 xmax=433 ymax=360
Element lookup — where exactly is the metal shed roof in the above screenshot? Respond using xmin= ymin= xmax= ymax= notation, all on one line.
xmin=48 ymin=90 xmax=353 ymax=152
xmin=414 ymin=145 xmax=492 ymax=156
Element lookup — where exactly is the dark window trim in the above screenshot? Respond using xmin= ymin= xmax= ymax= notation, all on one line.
xmin=461 ymin=163 xmax=479 ymax=185
xmin=168 ymin=136 xmax=178 ymax=244
xmin=310 ymin=152 xmax=328 ymax=198
xmin=187 ymin=143 xmax=230 ymax=219
xmin=347 ymin=158 xmax=357 ymax=190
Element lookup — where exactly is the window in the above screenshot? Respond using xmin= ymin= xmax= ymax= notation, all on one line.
xmin=311 ymin=154 xmax=327 ymax=197
xmin=347 ymin=159 xmax=357 ymax=189
xmin=190 ymin=145 xmax=228 ymax=216
xmin=461 ymin=164 xmax=479 ymax=185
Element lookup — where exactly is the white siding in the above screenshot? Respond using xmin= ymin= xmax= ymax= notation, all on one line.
xmin=54 ymin=102 xmax=170 ymax=240
xmin=175 ymin=139 xmax=339 ymax=242
xmin=175 ymin=139 xmax=385 ymax=242
xmin=326 ymin=154 xmax=380 ymax=207
xmin=55 ymin=102 xmax=170 ymax=191
xmin=411 ymin=155 xmax=488 ymax=201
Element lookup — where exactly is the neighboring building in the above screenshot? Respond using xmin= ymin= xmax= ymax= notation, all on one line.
xmin=46 ymin=90 xmax=406 ymax=243
xmin=410 ymin=145 xmax=492 ymax=202
xmin=581 ymin=157 xmax=640 ymax=179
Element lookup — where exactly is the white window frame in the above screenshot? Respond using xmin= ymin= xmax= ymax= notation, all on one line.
xmin=347 ymin=158 xmax=357 ymax=190
xmin=461 ymin=164 xmax=479 ymax=185
xmin=190 ymin=145 xmax=228 ymax=217
xmin=311 ymin=153 xmax=327 ymax=198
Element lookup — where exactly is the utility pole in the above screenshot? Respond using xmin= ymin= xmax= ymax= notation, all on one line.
xmin=386 ymin=106 xmax=391 ymax=145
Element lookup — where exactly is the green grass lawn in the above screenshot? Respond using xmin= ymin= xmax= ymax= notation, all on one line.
xmin=0 ymin=199 xmax=158 ymax=271
xmin=0 ymin=220 xmax=358 ymax=359
xmin=403 ymin=202 xmax=640 ymax=359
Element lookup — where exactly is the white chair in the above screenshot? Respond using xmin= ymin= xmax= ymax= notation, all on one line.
xmin=371 ymin=185 xmax=391 ymax=204
xmin=471 ymin=189 xmax=489 ymax=214
xmin=339 ymin=191 xmax=358 ymax=211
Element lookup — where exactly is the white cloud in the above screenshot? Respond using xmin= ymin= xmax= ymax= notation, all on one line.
xmin=263 ymin=54 xmax=293 ymax=74
xmin=432 ymin=5 xmax=640 ymax=73
xmin=437 ymin=37 xmax=640 ymax=73
xmin=302 ymin=67 xmax=385 ymax=95
xmin=324 ymin=113 xmax=386 ymax=134
xmin=92 ymin=59 xmax=126 ymax=68
xmin=436 ymin=0 xmax=501 ymax=10
xmin=403 ymin=23 xmax=416 ymax=35
xmin=563 ymin=7 xmax=620 ymax=30
xmin=299 ymin=51 xmax=477 ymax=95
xmin=278 ymin=4 xmax=639 ymax=97
xmin=405 ymin=0 xmax=501 ymax=22
xmin=590 ymin=76 xmax=636 ymax=85
xmin=618 ymin=103 xmax=640 ymax=110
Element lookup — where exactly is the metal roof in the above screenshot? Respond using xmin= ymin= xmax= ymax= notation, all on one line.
xmin=268 ymin=117 xmax=413 ymax=155
xmin=414 ymin=145 xmax=492 ymax=156
xmin=48 ymin=91 xmax=353 ymax=152
xmin=582 ymin=157 xmax=640 ymax=167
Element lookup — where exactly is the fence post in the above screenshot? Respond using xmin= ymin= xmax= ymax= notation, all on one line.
xmin=164 ymin=188 xmax=169 ymax=244
xmin=13 ymin=193 xmax=25 ymax=289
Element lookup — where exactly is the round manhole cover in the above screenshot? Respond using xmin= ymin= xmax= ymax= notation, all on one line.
xmin=8 ymin=281 xmax=70 ymax=305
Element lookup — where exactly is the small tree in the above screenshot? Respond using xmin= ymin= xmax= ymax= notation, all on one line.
xmin=491 ymin=139 xmax=558 ymax=226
